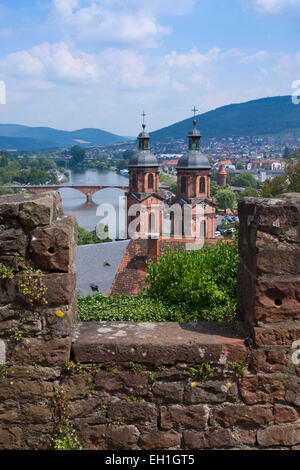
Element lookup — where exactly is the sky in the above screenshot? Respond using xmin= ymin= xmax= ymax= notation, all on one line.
xmin=0 ymin=0 xmax=299 ymax=135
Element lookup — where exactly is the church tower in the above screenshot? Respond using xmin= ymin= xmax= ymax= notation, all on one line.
xmin=217 ymin=164 xmax=227 ymax=187
xmin=126 ymin=114 xmax=164 ymax=239
xmin=174 ymin=109 xmax=216 ymax=239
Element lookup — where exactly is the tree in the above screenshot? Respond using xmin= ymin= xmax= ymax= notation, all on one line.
xmin=216 ymin=188 xmax=236 ymax=211
xmin=238 ymin=187 xmax=259 ymax=199
xmin=70 ymin=146 xmax=85 ymax=167
xmin=236 ymin=162 xmax=244 ymax=170
xmin=260 ymin=175 xmax=288 ymax=198
xmin=285 ymin=154 xmax=300 ymax=192
xmin=230 ymin=173 xmax=258 ymax=189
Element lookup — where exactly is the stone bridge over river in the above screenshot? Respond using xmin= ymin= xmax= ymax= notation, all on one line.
xmin=0 ymin=185 xmax=130 ymax=203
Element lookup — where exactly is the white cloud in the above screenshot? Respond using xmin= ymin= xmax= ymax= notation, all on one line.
xmin=273 ymin=50 xmax=300 ymax=76
xmin=1 ymin=42 xmax=98 ymax=83
xmin=51 ymin=0 xmax=172 ymax=46
xmin=0 ymin=40 xmax=292 ymax=134
xmin=251 ymin=0 xmax=300 ymax=13
xmin=239 ymin=50 xmax=270 ymax=63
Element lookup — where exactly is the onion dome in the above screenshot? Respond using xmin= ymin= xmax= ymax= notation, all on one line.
xmin=177 ymin=118 xmax=211 ymax=170
xmin=128 ymin=116 xmax=159 ymax=168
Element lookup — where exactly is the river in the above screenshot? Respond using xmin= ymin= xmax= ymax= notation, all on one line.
xmin=60 ymin=168 xmax=129 ymax=238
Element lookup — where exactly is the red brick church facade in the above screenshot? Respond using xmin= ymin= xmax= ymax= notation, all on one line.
xmin=126 ymin=118 xmax=216 ymax=241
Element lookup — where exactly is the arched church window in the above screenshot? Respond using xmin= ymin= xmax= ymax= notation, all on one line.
xmin=148 ymin=173 xmax=154 ymax=190
xmin=181 ymin=176 xmax=186 ymax=194
xmin=199 ymin=177 xmax=205 ymax=194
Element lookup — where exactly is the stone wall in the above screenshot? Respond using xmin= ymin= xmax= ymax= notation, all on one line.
xmin=0 ymin=192 xmax=299 ymax=450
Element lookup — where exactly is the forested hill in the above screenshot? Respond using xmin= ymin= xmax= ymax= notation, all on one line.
xmin=0 ymin=124 xmax=129 ymax=150
xmin=150 ymin=96 xmax=300 ymax=142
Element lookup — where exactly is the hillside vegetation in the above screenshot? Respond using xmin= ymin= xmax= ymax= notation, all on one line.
xmin=151 ymin=96 xmax=300 ymax=142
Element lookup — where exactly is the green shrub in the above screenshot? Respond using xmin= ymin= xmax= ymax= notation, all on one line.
xmin=77 ymin=240 xmax=239 ymax=323
xmin=77 ymin=292 xmax=199 ymax=322
xmin=145 ymin=240 xmax=239 ymax=314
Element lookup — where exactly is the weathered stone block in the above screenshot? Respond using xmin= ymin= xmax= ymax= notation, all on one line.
xmin=160 ymin=404 xmax=208 ymax=431
xmin=19 ymin=198 xmax=54 ymax=229
xmin=251 ymin=349 xmax=287 ymax=373
xmin=139 ymin=430 xmax=180 ymax=450
xmin=252 ymin=277 xmax=300 ymax=323
xmin=29 ymin=215 xmax=77 ymax=272
xmin=239 ymin=374 xmax=286 ymax=404
xmin=257 ymin=423 xmax=300 ymax=447
xmin=254 ymin=323 xmax=300 ymax=347
xmin=0 ymin=226 xmax=27 ymax=256
xmin=9 ymin=337 xmax=72 ymax=366
xmin=60 ymin=374 xmax=94 ymax=399
xmin=94 ymin=370 xmax=149 ymax=397
xmin=211 ymin=404 xmax=273 ymax=428
xmin=0 ymin=379 xmax=55 ymax=401
xmin=107 ymin=400 xmax=157 ymax=424
xmin=183 ymin=380 xmax=238 ymax=404
xmin=286 ymin=376 xmax=300 ymax=406
xmin=41 ymin=265 xmax=77 ymax=307
xmin=274 ymin=405 xmax=298 ymax=424
xmin=0 ymin=402 xmax=18 ymax=423
xmin=183 ymin=428 xmax=239 ymax=449
xmin=22 ymin=404 xmax=52 ymax=424
xmin=0 ymin=426 xmax=22 ymax=450
xmin=78 ymin=424 xmax=138 ymax=450
xmin=152 ymin=382 xmax=184 ymax=404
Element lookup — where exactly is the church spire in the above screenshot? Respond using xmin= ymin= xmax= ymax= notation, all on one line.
xmin=188 ymin=106 xmax=201 ymax=151
xmin=138 ymin=111 xmax=150 ymax=151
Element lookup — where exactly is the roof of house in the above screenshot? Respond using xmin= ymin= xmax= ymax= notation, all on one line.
xmin=75 ymin=240 xmax=129 ymax=295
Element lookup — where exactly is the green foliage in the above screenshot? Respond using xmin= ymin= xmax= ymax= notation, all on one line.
xmin=10 ymin=330 xmax=25 ymax=342
xmin=52 ymin=427 xmax=82 ymax=451
xmin=184 ymin=364 xmax=214 ymax=383
xmin=148 ymin=372 xmax=156 ymax=384
xmin=50 ymin=388 xmax=82 ymax=451
xmin=77 ymin=226 xmax=112 ymax=246
xmin=159 ymin=172 xmax=177 ymax=193
xmin=70 ymin=145 xmax=85 ymax=167
xmin=226 ymin=362 xmax=246 ymax=380
xmin=238 ymin=187 xmax=260 ymax=198
xmin=216 ymin=188 xmax=237 ymax=210
xmin=77 ymin=292 xmax=200 ymax=322
xmin=128 ymin=362 xmax=146 ymax=374
xmin=0 ymin=151 xmax=58 ymax=186
xmin=0 ymin=263 xmax=14 ymax=280
xmin=230 ymin=173 xmax=258 ymax=189
xmin=261 ymin=152 xmax=300 ymax=197
xmin=146 ymin=240 xmax=239 ymax=318
xmin=17 ymin=267 xmax=48 ymax=307
xmin=260 ymin=174 xmax=288 ymax=198
xmin=77 ymin=240 xmax=238 ymax=323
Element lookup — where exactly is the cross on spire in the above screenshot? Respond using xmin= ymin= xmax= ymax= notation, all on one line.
xmin=192 ymin=106 xmax=198 ymax=118
xmin=142 ymin=111 xmax=146 ymax=129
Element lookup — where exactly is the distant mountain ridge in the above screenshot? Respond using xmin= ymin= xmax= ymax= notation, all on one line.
xmin=150 ymin=96 xmax=300 ymax=142
xmin=0 ymin=124 xmax=129 ymax=151
xmin=1 ymin=96 xmax=299 ymax=151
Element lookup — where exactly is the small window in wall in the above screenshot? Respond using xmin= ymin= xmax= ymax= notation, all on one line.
xmin=199 ymin=177 xmax=205 ymax=194
xmin=181 ymin=176 xmax=186 ymax=194
xmin=132 ymin=173 xmax=137 ymax=190
xmin=148 ymin=173 xmax=154 ymax=190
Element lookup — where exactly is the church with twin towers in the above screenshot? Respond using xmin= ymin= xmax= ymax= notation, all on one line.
xmin=125 ymin=110 xmax=216 ymax=241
